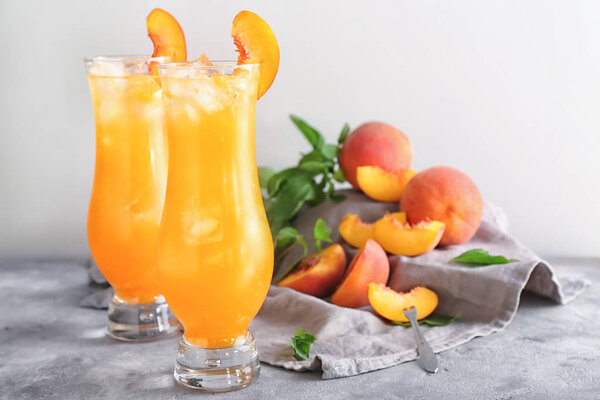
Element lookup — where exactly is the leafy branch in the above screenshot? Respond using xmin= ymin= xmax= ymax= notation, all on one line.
xmin=259 ymin=115 xmax=349 ymax=274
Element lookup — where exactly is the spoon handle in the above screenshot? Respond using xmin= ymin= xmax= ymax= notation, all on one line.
xmin=404 ymin=307 xmax=439 ymax=373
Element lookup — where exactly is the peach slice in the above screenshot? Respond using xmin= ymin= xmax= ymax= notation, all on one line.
xmin=331 ymin=240 xmax=389 ymax=308
xmin=147 ymin=8 xmax=187 ymax=68
xmin=368 ymin=283 xmax=438 ymax=322
xmin=338 ymin=214 xmax=374 ymax=248
xmin=232 ymin=11 xmax=280 ymax=99
xmin=277 ymin=244 xmax=346 ymax=298
xmin=373 ymin=214 xmax=445 ymax=256
xmin=339 ymin=212 xmax=406 ymax=248
xmin=357 ymin=166 xmax=416 ymax=202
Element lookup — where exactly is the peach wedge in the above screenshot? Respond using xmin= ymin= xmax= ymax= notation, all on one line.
xmin=357 ymin=166 xmax=416 ymax=202
xmin=147 ymin=9 xmax=187 ymax=63
xmin=277 ymin=244 xmax=346 ymax=298
xmin=331 ymin=240 xmax=390 ymax=308
xmin=339 ymin=212 xmax=406 ymax=248
xmin=374 ymin=214 xmax=445 ymax=256
xmin=232 ymin=11 xmax=280 ymax=99
xmin=368 ymin=283 xmax=438 ymax=322
xmin=338 ymin=214 xmax=374 ymax=248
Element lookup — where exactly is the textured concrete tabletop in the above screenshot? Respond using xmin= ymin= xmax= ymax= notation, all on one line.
xmin=0 ymin=258 xmax=598 ymax=399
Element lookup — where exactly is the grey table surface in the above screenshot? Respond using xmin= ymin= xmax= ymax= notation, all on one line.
xmin=0 ymin=258 xmax=598 ymax=400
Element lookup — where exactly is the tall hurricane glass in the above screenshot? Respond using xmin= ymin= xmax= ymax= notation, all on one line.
xmin=157 ymin=62 xmax=273 ymax=391
xmin=85 ymin=56 xmax=179 ymax=341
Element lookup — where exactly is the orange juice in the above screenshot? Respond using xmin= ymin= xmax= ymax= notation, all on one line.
xmin=157 ymin=63 xmax=273 ymax=348
xmin=86 ymin=64 xmax=167 ymax=304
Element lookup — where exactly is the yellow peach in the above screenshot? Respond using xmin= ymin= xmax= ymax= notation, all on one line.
xmin=357 ymin=166 xmax=416 ymax=202
xmin=339 ymin=212 xmax=406 ymax=248
xmin=401 ymin=166 xmax=483 ymax=245
xmin=373 ymin=214 xmax=445 ymax=256
xmin=339 ymin=122 xmax=413 ymax=189
xmin=368 ymin=283 xmax=438 ymax=322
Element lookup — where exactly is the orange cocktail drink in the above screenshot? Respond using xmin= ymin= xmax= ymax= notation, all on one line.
xmin=85 ymin=56 xmax=179 ymax=341
xmin=157 ymin=61 xmax=273 ymax=389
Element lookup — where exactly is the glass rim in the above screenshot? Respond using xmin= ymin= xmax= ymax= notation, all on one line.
xmin=83 ymin=55 xmax=172 ymax=63
xmin=158 ymin=60 xmax=258 ymax=71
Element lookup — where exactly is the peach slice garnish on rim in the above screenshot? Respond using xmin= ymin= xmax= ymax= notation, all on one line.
xmin=232 ymin=10 xmax=280 ymax=99
xmin=357 ymin=166 xmax=417 ymax=202
xmin=147 ymin=8 xmax=187 ymax=73
xmin=368 ymin=283 xmax=439 ymax=322
xmin=373 ymin=213 xmax=445 ymax=257
xmin=339 ymin=212 xmax=406 ymax=248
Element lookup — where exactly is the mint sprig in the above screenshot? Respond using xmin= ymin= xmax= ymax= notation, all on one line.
xmin=450 ymin=249 xmax=518 ymax=267
xmin=290 ymin=329 xmax=317 ymax=361
xmin=313 ymin=218 xmax=332 ymax=252
xmin=392 ymin=313 xmax=458 ymax=327
xmin=259 ymin=115 xmax=349 ymax=274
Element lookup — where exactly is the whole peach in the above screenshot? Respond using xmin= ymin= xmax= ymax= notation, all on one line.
xmin=400 ymin=166 xmax=483 ymax=246
xmin=339 ymin=122 xmax=413 ymax=189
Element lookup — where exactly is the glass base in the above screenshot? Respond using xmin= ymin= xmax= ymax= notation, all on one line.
xmin=107 ymin=295 xmax=180 ymax=341
xmin=174 ymin=332 xmax=260 ymax=392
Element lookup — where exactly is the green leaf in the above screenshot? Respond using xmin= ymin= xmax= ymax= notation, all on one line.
xmin=299 ymin=160 xmax=328 ymax=173
xmin=267 ymin=168 xmax=300 ymax=197
xmin=326 ymin=181 xmax=335 ymax=200
xmin=420 ymin=314 xmax=459 ymax=326
xmin=274 ymin=227 xmax=302 ymax=256
xmin=450 ymin=249 xmax=518 ymax=266
xmin=290 ymin=115 xmax=325 ymax=150
xmin=392 ymin=313 xmax=458 ymax=327
xmin=321 ymin=144 xmax=339 ymax=160
xmin=337 ymin=123 xmax=350 ymax=144
xmin=290 ymin=329 xmax=317 ymax=361
xmin=306 ymin=190 xmax=325 ymax=207
xmin=313 ymin=218 xmax=332 ymax=251
xmin=326 ymin=181 xmax=345 ymax=202
xmin=332 ymin=168 xmax=346 ymax=183
xmin=257 ymin=166 xmax=275 ymax=190
xmin=267 ymin=174 xmax=318 ymax=233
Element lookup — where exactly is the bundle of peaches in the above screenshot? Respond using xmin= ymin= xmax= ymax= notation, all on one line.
xmin=277 ymin=122 xmax=483 ymax=323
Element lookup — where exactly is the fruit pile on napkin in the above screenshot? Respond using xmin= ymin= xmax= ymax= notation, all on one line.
xmin=252 ymin=190 xmax=587 ymax=378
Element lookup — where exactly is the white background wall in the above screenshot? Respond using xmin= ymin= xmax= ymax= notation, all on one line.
xmin=1 ymin=0 xmax=599 ymax=260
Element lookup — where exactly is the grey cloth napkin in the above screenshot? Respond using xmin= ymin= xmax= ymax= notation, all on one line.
xmin=81 ymin=189 xmax=588 ymax=379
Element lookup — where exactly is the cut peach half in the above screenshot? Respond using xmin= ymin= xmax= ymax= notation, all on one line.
xmin=374 ymin=214 xmax=445 ymax=256
xmin=339 ymin=212 xmax=406 ymax=248
xmin=368 ymin=283 xmax=438 ymax=322
xmin=147 ymin=8 xmax=187 ymax=74
xmin=357 ymin=166 xmax=417 ymax=202
xmin=277 ymin=244 xmax=346 ymax=298
xmin=232 ymin=10 xmax=280 ymax=99
xmin=331 ymin=239 xmax=390 ymax=308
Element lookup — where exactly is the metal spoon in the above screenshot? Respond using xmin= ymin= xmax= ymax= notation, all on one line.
xmin=404 ymin=306 xmax=439 ymax=373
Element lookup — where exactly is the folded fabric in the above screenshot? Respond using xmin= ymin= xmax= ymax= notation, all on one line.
xmin=251 ymin=190 xmax=587 ymax=378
